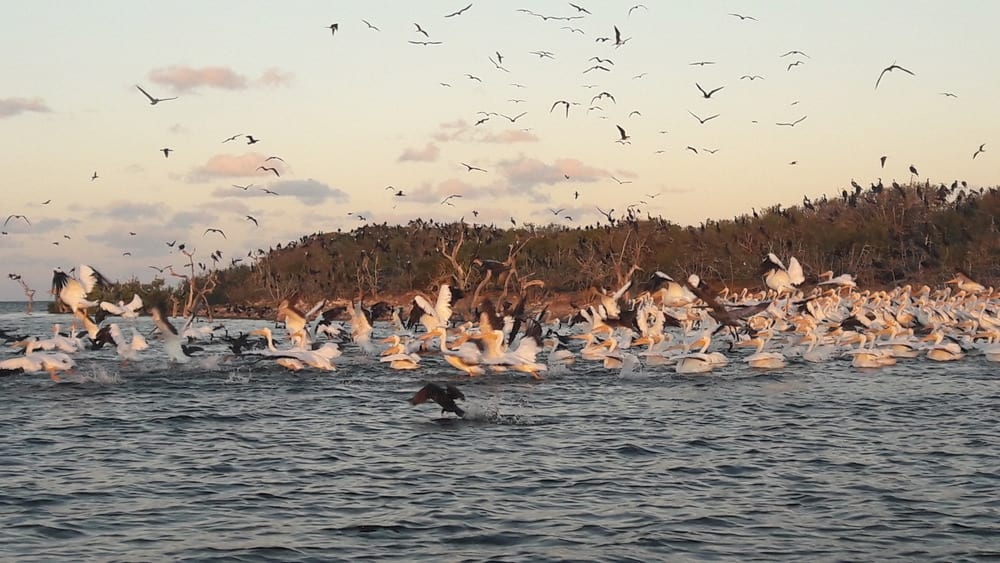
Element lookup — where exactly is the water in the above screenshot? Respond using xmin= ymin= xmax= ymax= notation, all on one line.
xmin=1 ymin=307 xmax=998 ymax=561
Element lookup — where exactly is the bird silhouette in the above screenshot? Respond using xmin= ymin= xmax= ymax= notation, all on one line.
xmin=135 ymin=85 xmax=177 ymax=105
xmin=409 ymin=383 xmax=465 ymax=418
xmin=461 ymin=162 xmax=487 ymax=172
xmin=326 ymin=23 xmax=338 ymax=35
xmin=246 ymin=135 xmax=260 ymax=144
xmin=740 ymin=75 xmax=765 ymax=80
xmin=688 ymin=111 xmax=719 ymax=124
xmin=91 ymin=171 xmax=98 ymax=181
xmin=245 ymin=215 xmax=259 ymax=227
xmin=696 ymin=83 xmax=724 ymax=98
xmin=780 ymin=50 xmax=809 ymax=58
xmin=160 ymin=148 xmax=173 ymax=158
xmin=414 ymin=23 xmax=430 ymax=37
xmin=729 ymin=13 xmax=757 ymax=21
xmin=257 ymin=166 xmax=280 ymax=177
xmin=973 ymin=144 xmax=986 ymax=159
xmin=444 ymin=3 xmax=472 ymax=17
xmin=204 ymin=228 xmax=227 ymax=239
xmin=880 ymin=155 xmax=888 ymax=168
xmin=875 ymin=62 xmax=915 ymax=90
xmin=775 ymin=116 xmax=807 ymax=127
xmin=909 ymin=164 xmax=919 ymax=176
xmin=3 ymin=215 xmax=30 ymax=227
xmin=615 ymin=124 xmax=631 ymax=144
xmin=787 ymin=61 xmax=804 ymax=71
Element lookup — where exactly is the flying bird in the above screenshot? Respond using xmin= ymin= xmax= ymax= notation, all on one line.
xmin=880 ymin=155 xmax=888 ymax=168
xmin=362 ymin=19 xmax=379 ymax=31
xmin=939 ymin=92 xmax=958 ymax=98
xmin=611 ymin=175 xmax=632 ymax=184
xmin=265 ymin=155 xmax=285 ymax=163
xmin=444 ymin=3 xmax=472 ymax=17
xmin=696 ymin=83 xmax=724 ymax=98
xmin=688 ymin=111 xmax=719 ymax=124
xmin=613 ymin=25 xmax=630 ymax=47
xmin=780 ymin=50 xmax=809 ymax=58
xmin=260 ymin=187 xmax=279 ymax=195
xmin=776 ymin=116 xmax=807 ymax=127
xmin=550 ymin=100 xmax=572 ymax=117
xmin=615 ymin=124 xmax=630 ymax=144
xmin=461 ymin=162 xmax=487 ymax=172
xmin=740 ymin=75 xmax=765 ymax=81
xmin=409 ymin=40 xmax=443 ymax=45
xmin=787 ymin=61 xmax=804 ymax=71
xmin=729 ymin=13 xmax=757 ymax=21
xmin=40 ymin=199 xmax=51 ymax=205
xmin=326 ymin=23 xmax=338 ymax=35
xmin=875 ymin=62 xmax=915 ymax=90
xmin=246 ymin=135 xmax=260 ymax=144
xmin=135 ymin=85 xmax=177 ymax=105
xmin=441 ymin=194 xmax=462 ymax=206
xmin=973 ymin=144 xmax=986 ymax=159
xmin=627 ymin=4 xmax=647 ymax=17
xmin=160 ymin=148 xmax=173 ymax=158
xmin=222 ymin=133 xmax=242 ymax=143
xmin=3 ymin=215 xmax=30 ymax=227
xmin=909 ymin=164 xmax=919 ymax=176
xmin=409 ymin=382 xmax=465 ymax=418
xmin=204 ymin=228 xmax=227 ymax=239
xmin=569 ymin=2 xmax=591 ymax=14
xmin=245 ymin=215 xmax=259 ymax=227
xmin=257 ymin=166 xmax=280 ymax=177
xmin=414 ymin=23 xmax=430 ymax=37
xmin=91 ymin=171 xmax=98 ymax=181
xmin=690 ymin=61 xmax=715 ymax=66
xmin=233 ymin=184 xmax=253 ymax=190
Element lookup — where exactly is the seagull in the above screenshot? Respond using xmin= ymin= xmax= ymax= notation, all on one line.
xmin=135 ymin=85 xmax=177 ymax=105
xmin=40 ymin=199 xmax=51 ymax=205
xmin=611 ymin=175 xmax=632 ymax=184
xmin=550 ymin=100 xmax=571 ymax=117
xmin=326 ymin=23 xmax=338 ymax=35
xmin=204 ymin=228 xmax=227 ymax=239
xmin=265 ymin=156 xmax=285 ymax=163
xmin=776 ymin=116 xmax=807 ymax=127
xmin=260 ymin=187 xmax=279 ymax=195
xmin=939 ymin=92 xmax=958 ymax=98
xmin=223 ymin=133 xmax=242 ymax=143
xmin=780 ymin=50 xmax=810 ymax=58
xmin=787 ymin=61 xmax=804 ymax=71
xmin=690 ymin=61 xmax=715 ymax=66
xmin=461 ymin=162 xmax=487 ymax=172
xmin=3 ymin=215 xmax=30 ymax=227
xmin=409 ymin=383 xmax=465 ymax=418
xmin=362 ymin=19 xmax=379 ymax=31
xmin=414 ymin=23 xmax=430 ymax=37
xmin=441 ymin=194 xmax=462 ymax=206
xmin=160 ymin=148 xmax=173 ymax=158
xmin=880 ymin=155 xmax=888 ymax=168
xmin=973 ymin=144 xmax=986 ymax=159
xmin=569 ymin=2 xmax=590 ymax=14
xmin=875 ymin=62 xmax=915 ymax=90
xmin=686 ymin=146 xmax=698 ymax=154
xmin=91 ymin=171 xmax=98 ymax=181
xmin=740 ymin=75 xmax=765 ymax=80
xmin=466 ymin=73 xmax=482 ymax=82
xmin=233 ymin=184 xmax=253 ymax=190
xmin=409 ymin=40 xmax=443 ymax=45
xmin=615 ymin=124 xmax=630 ymax=144
xmin=729 ymin=13 xmax=757 ymax=21
xmin=246 ymin=135 xmax=260 ymax=144
xmin=444 ymin=3 xmax=472 ymax=17
xmin=591 ymin=91 xmax=616 ymax=104
xmin=696 ymin=83 xmax=724 ymax=99
xmin=498 ymin=112 xmax=526 ymax=123
xmin=627 ymin=4 xmax=647 ymax=17
xmin=688 ymin=111 xmax=719 ymax=124
xmin=245 ymin=215 xmax=259 ymax=226
xmin=257 ymin=166 xmax=280 ymax=177
xmin=613 ymin=25 xmax=630 ymax=47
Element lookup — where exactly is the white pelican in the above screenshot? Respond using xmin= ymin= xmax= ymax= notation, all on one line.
xmin=421 ymin=326 xmax=485 ymax=376
xmin=760 ymin=253 xmax=804 ymax=296
xmin=249 ymin=328 xmax=338 ymax=371
xmin=52 ymin=264 xmax=109 ymax=313
xmin=99 ymin=294 xmax=143 ymax=319
xmin=278 ymin=296 xmax=325 ymax=345
xmin=737 ymin=331 xmax=787 ymax=369
xmin=412 ymin=283 xmax=458 ymax=333
xmin=0 ymin=351 xmax=76 ymax=381
xmin=346 ymin=300 xmax=376 ymax=354
xmin=922 ymin=331 xmax=964 ymax=362
xmin=945 ymin=271 xmax=986 ymax=294
xmin=150 ymin=304 xmax=190 ymax=364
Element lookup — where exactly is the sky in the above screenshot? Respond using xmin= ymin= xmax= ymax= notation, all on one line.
xmin=1 ymin=1 xmax=997 ymax=300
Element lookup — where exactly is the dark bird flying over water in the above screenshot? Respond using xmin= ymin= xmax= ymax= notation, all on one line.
xmin=409 ymin=382 xmax=465 ymax=417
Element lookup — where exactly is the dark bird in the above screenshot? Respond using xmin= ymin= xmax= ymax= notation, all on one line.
xmin=688 ymin=110 xmax=719 ymax=124
xmin=161 ymin=148 xmax=173 ymax=158
xmin=729 ymin=13 xmax=757 ymax=20
xmin=611 ymin=175 xmax=632 ymax=184
xmin=40 ymin=199 xmax=51 ymax=205
xmin=222 ymin=133 xmax=242 ymax=143
xmin=326 ymin=23 xmax=339 ymax=35
xmin=441 ymin=194 xmax=462 ymax=206
xmin=703 ymin=148 xmax=719 ymax=154
xmin=591 ymin=91 xmax=615 ymax=104
xmin=776 ymin=116 xmax=807 ymax=127
xmin=498 ymin=112 xmax=526 ymax=123
xmin=135 ymin=84 xmax=177 ymax=105
xmin=260 ymin=187 xmax=279 ymax=195
xmin=686 ymin=146 xmax=698 ymax=154
xmin=550 ymin=100 xmax=571 ymax=117
xmin=787 ymin=61 xmax=804 ymax=71
xmin=627 ymin=4 xmax=647 ymax=17
xmin=874 ymin=62 xmax=915 ymax=90
xmin=973 ymin=143 xmax=986 ymax=160
xmin=444 ymin=3 xmax=472 ymax=17
xmin=362 ymin=19 xmax=379 ymax=31
xmin=569 ymin=2 xmax=591 ymax=14
xmin=245 ymin=215 xmax=259 ymax=227
xmin=909 ymin=164 xmax=919 ymax=176
xmin=414 ymin=23 xmax=430 ymax=37
xmin=409 ymin=383 xmax=465 ymax=418
xmin=461 ymin=162 xmax=487 ymax=172
xmin=3 ymin=215 xmax=30 ymax=227
xmin=91 ymin=171 xmax=98 ymax=181
xmin=466 ymin=73 xmax=482 ymax=82
xmin=613 ymin=25 xmax=630 ymax=47
xmin=880 ymin=155 xmax=888 ymax=168
xmin=257 ymin=166 xmax=280 ymax=177
xmin=615 ymin=124 xmax=630 ymax=144
xmin=780 ymin=50 xmax=809 ymax=58
xmin=265 ymin=155 xmax=285 ymax=163
xmin=122 ymin=252 xmax=132 ymax=257
xmin=939 ymin=92 xmax=958 ymax=98
xmin=690 ymin=61 xmax=715 ymax=66
xmin=696 ymin=83 xmax=724 ymax=99
xmin=246 ymin=135 xmax=260 ymax=144
xmin=233 ymin=184 xmax=253 ymax=190
xmin=740 ymin=75 xmax=764 ymax=80
xmin=409 ymin=40 xmax=443 ymax=45
xmin=204 ymin=228 xmax=227 ymax=239
xmin=166 ymin=240 xmax=176 ymax=247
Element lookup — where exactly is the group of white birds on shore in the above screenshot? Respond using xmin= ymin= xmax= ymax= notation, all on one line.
xmin=2 ymin=258 xmax=999 ymax=381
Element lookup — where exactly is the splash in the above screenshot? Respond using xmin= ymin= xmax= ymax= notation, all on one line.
xmin=225 ymin=368 xmax=252 ymax=384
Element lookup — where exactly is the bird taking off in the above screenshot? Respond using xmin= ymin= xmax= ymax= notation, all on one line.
xmin=409 ymin=383 xmax=465 ymax=418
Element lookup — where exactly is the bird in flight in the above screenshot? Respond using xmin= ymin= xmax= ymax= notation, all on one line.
xmin=787 ymin=61 xmax=804 ymax=71
xmin=627 ymin=4 xmax=647 ymax=17
xmin=613 ymin=25 xmax=630 ymax=47
xmin=939 ymin=92 xmax=958 ymax=98
xmin=780 ymin=50 xmax=809 ymax=58
xmin=444 ymin=3 xmax=472 ymax=17
xmin=414 ymin=23 xmax=430 ymax=37
xmin=729 ymin=13 xmax=757 ymax=21
xmin=688 ymin=111 xmax=719 ymax=124
xmin=260 ymin=187 xmax=279 ymax=195
xmin=265 ymin=156 xmax=285 ymax=163
xmin=875 ymin=62 xmax=915 ymax=90
xmin=550 ymin=100 xmax=572 ymax=117
xmin=362 ymin=19 xmax=379 ymax=31
xmin=410 ymin=382 xmax=465 ymax=418
xmin=204 ymin=228 xmax=227 ymax=239
xmin=245 ymin=215 xmax=259 ymax=227
xmin=135 ymin=85 xmax=177 ymax=105
xmin=740 ymin=75 xmax=765 ymax=81
xmin=91 ymin=171 xmax=98 ymax=181
xmin=3 ymin=215 xmax=30 ymax=227
xmin=257 ymin=166 xmax=280 ymax=177
xmin=690 ymin=61 xmax=715 ymax=66
xmin=686 ymin=146 xmax=699 ymax=154
xmin=441 ymin=194 xmax=462 ymax=206
xmin=246 ymin=135 xmax=260 ymax=144
xmin=776 ymin=116 xmax=807 ymax=127
xmin=498 ymin=112 xmax=526 ymax=123
xmin=973 ymin=143 xmax=986 ymax=159
xmin=326 ymin=23 xmax=338 ymax=35
xmin=569 ymin=2 xmax=590 ymax=14
xmin=461 ymin=162 xmax=487 ymax=172
xmin=615 ymin=124 xmax=631 ymax=144
xmin=223 ymin=133 xmax=242 ymax=143
xmin=409 ymin=40 xmax=443 ymax=46
xmin=880 ymin=155 xmax=888 ymax=168
xmin=233 ymin=184 xmax=253 ymax=190
xmin=696 ymin=83 xmax=724 ymax=99
xmin=161 ymin=148 xmax=173 ymax=158
xmin=40 ymin=199 xmax=51 ymax=205
xmin=611 ymin=175 xmax=632 ymax=184
xmin=909 ymin=164 xmax=919 ymax=176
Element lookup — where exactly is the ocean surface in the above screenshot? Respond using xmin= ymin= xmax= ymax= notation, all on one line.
xmin=1 ymin=303 xmax=998 ymax=562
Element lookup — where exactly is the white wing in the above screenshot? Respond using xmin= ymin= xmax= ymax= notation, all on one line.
xmin=125 ymin=293 xmax=144 ymax=313
xmin=434 ymin=284 xmax=453 ymax=325
xmin=787 ymin=257 xmax=805 ymax=285
xmin=100 ymin=301 xmax=126 ymax=315
xmin=78 ymin=264 xmax=103 ymax=294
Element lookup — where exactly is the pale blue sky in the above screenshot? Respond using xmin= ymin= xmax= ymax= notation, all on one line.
xmin=1 ymin=1 xmax=997 ymax=300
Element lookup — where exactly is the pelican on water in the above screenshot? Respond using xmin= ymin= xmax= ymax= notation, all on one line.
xmin=52 ymin=264 xmax=110 ymax=314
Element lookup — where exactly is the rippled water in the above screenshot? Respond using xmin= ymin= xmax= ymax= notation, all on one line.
xmin=1 ymin=307 xmax=999 ymax=561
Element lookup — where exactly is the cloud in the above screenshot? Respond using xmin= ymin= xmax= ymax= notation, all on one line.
xmin=0 ymin=97 xmax=50 ymax=118
xmin=479 ymin=129 xmax=539 ymax=143
xmin=404 ymin=178 xmax=477 ymax=204
xmin=431 ymin=119 xmax=538 ymax=144
xmin=185 ymin=152 xmax=274 ymax=182
xmin=257 ymin=67 xmax=294 ymax=87
xmin=149 ymin=65 xmax=249 ymax=92
xmin=87 ymin=201 xmax=164 ymax=221
xmin=398 ymin=142 xmax=440 ymax=162
xmin=269 ymin=179 xmax=350 ymax=205
xmin=498 ymin=156 xmax=607 ymax=188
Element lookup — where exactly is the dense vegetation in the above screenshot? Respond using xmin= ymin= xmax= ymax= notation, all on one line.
xmin=51 ymin=181 xmax=1000 ymax=317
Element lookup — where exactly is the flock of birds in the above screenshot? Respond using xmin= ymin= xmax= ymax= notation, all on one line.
xmin=3 ymin=256 xmax=999 ymax=419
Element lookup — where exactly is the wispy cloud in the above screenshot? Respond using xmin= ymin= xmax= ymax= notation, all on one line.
xmin=148 ymin=65 xmax=294 ymax=93
xmin=403 ymin=178 xmax=477 ymax=204
xmin=269 ymin=179 xmax=350 ymax=205
xmin=185 ymin=152 xmax=274 ymax=182
xmin=0 ymin=97 xmax=50 ymax=118
xmin=398 ymin=142 xmax=440 ymax=162
xmin=431 ymin=119 xmax=538 ymax=143
xmin=87 ymin=201 xmax=164 ymax=221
